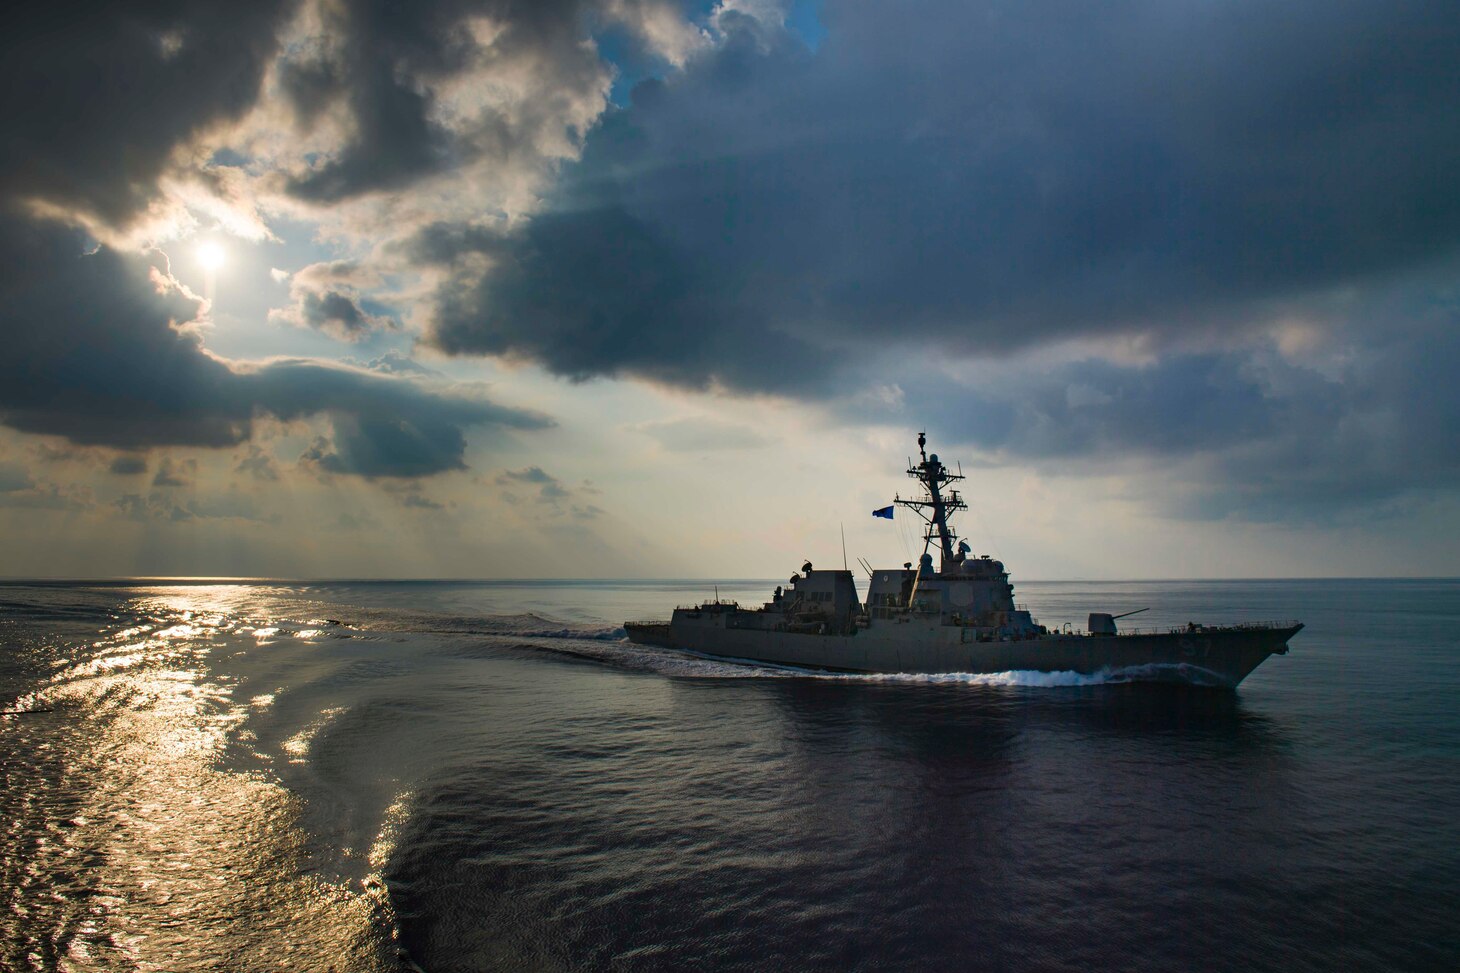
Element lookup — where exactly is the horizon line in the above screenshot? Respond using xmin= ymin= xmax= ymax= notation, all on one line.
xmin=2 ymin=575 xmax=1457 ymax=585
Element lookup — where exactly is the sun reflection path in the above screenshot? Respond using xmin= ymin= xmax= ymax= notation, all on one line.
xmin=0 ymin=587 xmax=402 ymax=972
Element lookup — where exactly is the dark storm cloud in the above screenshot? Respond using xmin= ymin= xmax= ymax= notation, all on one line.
xmin=296 ymin=408 xmax=481 ymax=479
xmin=1 ymin=0 xmax=294 ymax=224
xmin=910 ymin=291 xmax=1460 ymax=519
xmin=0 ymin=216 xmax=245 ymax=448
xmin=0 ymin=217 xmax=551 ymax=476
xmin=108 ymin=455 xmax=149 ymax=476
xmin=421 ymin=206 xmax=829 ymax=390
xmin=282 ymin=0 xmax=608 ymax=203
xmin=923 ymin=355 xmax=1285 ymax=462
xmin=420 ymin=1 xmax=1460 ymax=391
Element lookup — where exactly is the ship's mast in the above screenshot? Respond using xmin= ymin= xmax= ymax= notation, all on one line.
xmin=895 ymin=431 xmax=967 ymax=573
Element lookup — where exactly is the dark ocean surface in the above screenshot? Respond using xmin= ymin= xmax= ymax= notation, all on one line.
xmin=1 ymin=578 xmax=1457 ymax=972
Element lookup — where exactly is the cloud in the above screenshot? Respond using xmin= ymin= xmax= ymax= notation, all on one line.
xmin=294 ymin=402 xmax=487 ymax=478
xmin=188 ymin=490 xmax=276 ymax=522
xmin=497 ymin=465 xmax=565 ymax=498
xmin=108 ymin=455 xmax=149 ymax=476
xmin=0 ymin=4 xmax=601 ymax=484
xmin=152 ymin=458 xmax=197 ymax=488
xmin=416 ymin=205 xmax=831 ymax=391
xmin=386 ymin=0 xmax=1460 ymax=524
xmin=277 ymin=0 xmax=620 ymax=206
xmin=358 ymin=350 xmax=442 ymax=377
xmin=269 ymin=260 xmax=395 ymax=341
xmin=0 ymin=481 xmax=91 ymax=511
xmin=496 ymin=465 xmax=573 ymax=504
xmin=0 ymin=461 xmax=91 ymax=510
xmin=5 ymin=0 xmax=1458 ymax=539
xmin=112 ymin=494 xmax=157 ymax=521
xmin=113 ymin=489 xmax=271 ymax=523
xmin=0 ymin=461 xmax=33 ymax=493
xmin=234 ymin=445 xmax=280 ymax=481
xmin=907 ymin=289 xmax=1460 ymax=520
xmin=1 ymin=217 xmax=243 ymax=447
xmin=417 ymin=2 xmax=1460 ymax=394
xmin=601 ymin=0 xmax=709 ymax=68
xmin=399 ymin=490 xmax=445 ymax=510
xmin=1 ymin=4 xmax=681 ymax=487
xmin=0 ymin=217 xmax=551 ymax=477
xmin=282 ymin=288 xmax=390 ymax=341
xmin=493 ymin=465 xmax=610 ymax=524
xmin=1 ymin=1 xmax=292 ymax=226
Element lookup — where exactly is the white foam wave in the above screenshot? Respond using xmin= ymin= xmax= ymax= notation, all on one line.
xmin=520 ymin=640 xmax=1108 ymax=685
xmin=646 ymin=647 xmax=1120 ymax=685
xmin=1102 ymin=662 xmax=1231 ymax=687
xmin=498 ymin=635 xmax=1234 ymax=688
xmin=802 ymin=662 xmax=1230 ymax=687
xmin=833 ymin=669 xmax=1115 ymax=687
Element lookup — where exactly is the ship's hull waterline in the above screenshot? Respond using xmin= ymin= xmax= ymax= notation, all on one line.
xmin=625 ymin=621 xmax=1303 ymax=687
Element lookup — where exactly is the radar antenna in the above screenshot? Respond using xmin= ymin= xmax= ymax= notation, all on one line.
xmin=894 ymin=431 xmax=967 ymax=573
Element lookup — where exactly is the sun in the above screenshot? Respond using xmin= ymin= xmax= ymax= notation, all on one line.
xmin=196 ymin=240 xmax=226 ymax=272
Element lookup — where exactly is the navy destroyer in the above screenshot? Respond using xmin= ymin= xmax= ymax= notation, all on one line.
xmin=626 ymin=434 xmax=1300 ymax=687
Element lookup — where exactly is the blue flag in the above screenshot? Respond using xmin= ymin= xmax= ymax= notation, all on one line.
xmin=872 ymin=505 xmax=894 ymax=520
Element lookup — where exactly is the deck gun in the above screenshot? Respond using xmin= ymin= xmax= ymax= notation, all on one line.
xmin=1087 ymin=607 xmax=1148 ymax=636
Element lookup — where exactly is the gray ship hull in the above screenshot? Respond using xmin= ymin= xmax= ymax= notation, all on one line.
xmin=625 ymin=619 xmax=1302 ymax=688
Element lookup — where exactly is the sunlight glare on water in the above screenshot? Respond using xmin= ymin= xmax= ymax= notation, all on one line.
xmin=1 ymin=585 xmax=396 ymax=972
xmin=1 ymin=578 xmax=1457 ymax=971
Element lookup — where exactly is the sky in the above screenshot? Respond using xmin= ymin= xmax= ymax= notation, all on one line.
xmin=2 ymin=0 xmax=1458 ymax=580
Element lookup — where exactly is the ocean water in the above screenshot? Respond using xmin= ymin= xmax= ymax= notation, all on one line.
xmin=1 ymin=578 xmax=1457 ymax=972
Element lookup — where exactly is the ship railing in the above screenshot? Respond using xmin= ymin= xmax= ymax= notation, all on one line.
xmin=1110 ymin=619 xmax=1303 ymax=636
xmin=626 ymin=619 xmax=671 ymax=627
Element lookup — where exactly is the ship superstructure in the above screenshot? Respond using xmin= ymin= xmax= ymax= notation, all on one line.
xmin=626 ymin=434 xmax=1300 ymax=686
